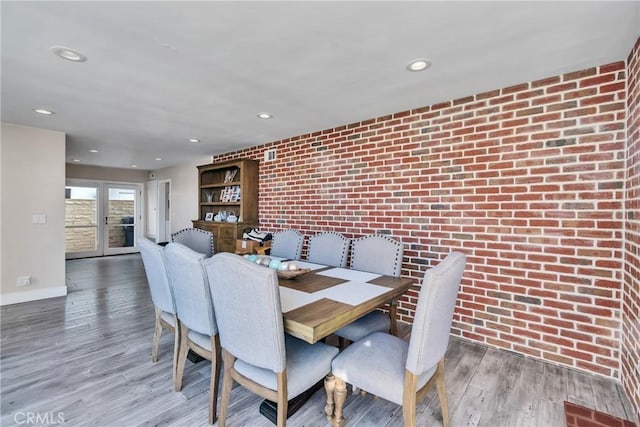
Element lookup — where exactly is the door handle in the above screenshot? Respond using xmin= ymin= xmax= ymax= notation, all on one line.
xmin=105 ymin=216 xmax=108 ymax=225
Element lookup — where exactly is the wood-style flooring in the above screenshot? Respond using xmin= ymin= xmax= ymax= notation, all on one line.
xmin=1 ymin=254 xmax=635 ymax=426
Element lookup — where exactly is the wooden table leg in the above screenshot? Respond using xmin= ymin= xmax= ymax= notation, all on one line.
xmin=389 ymin=299 xmax=399 ymax=336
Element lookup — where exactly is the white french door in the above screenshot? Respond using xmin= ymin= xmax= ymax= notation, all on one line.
xmin=65 ymin=180 xmax=142 ymax=259
xmin=103 ymin=183 xmax=140 ymax=255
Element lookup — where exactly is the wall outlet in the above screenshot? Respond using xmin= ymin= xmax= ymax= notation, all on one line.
xmin=16 ymin=276 xmax=31 ymax=287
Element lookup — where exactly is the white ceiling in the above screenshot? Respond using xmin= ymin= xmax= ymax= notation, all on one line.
xmin=2 ymin=1 xmax=639 ymax=170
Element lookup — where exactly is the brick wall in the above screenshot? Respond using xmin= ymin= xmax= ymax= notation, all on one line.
xmin=65 ymin=199 xmax=97 ymax=252
xmin=64 ymin=199 xmax=134 ymax=251
xmin=623 ymin=37 xmax=640 ymax=423
xmin=107 ymin=200 xmax=135 ymax=247
xmin=214 ymin=57 xmax=632 ymax=380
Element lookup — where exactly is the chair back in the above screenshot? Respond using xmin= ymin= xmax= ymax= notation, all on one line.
xmin=270 ymin=229 xmax=304 ymax=260
xmin=165 ymin=243 xmax=217 ymax=337
xmin=351 ymin=234 xmax=403 ymax=277
xmin=307 ymin=231 xmax=350 ymax=267
xmin=205 ymin=253 xmax=286 ymax=373
xmin=406 ymin=252 xmax=466 ymax=376
xmin=138 ymin=238 xmax=175 ymax=314
xmin=171 ymin=228 xmax=214 ymax=258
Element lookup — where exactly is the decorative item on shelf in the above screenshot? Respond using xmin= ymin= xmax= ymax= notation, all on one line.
xmin=218 ymin=210 xmax=228 ymax=222
xmin=224 ymin=169 xmax=238 ymax=183
xmin=204 ymin=212 xmax=214 ymax=221
xmin=227 ymin=211 xmax=238 ymax=223
xmin=205 ymin=190 xmax=214 ymax=203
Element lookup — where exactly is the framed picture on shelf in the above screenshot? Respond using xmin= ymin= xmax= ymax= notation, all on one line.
xmin=221 ymin=187 xmax=230 ymax=202
xmin=229 ymin=185 xmax=241 ymax=202
xmin=204 ymin=212 xmax=214 ymax=221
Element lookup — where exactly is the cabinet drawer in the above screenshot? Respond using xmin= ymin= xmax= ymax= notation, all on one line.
xmin=217 ymin=238 xmax=236 ymax=253
xmin=218 ymin=226 xmax=235 ymax=239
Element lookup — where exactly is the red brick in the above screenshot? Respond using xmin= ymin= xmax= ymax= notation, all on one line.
xmin=216 ymin=56 xmax=634 ymax=389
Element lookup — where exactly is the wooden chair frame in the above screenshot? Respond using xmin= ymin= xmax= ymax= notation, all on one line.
xmin=151 ymin=307 xmax=180 ymax=385
xmin=175 ymin=323 xmax=221 ymax=425
xmin=218 ymin=348 xmax=289 ymax=427
xmin=325 ymin=358 xmax=449 ymax=427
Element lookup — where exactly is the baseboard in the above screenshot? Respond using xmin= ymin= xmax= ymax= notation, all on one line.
xmin=0 ymin=286 xmax=67 ymax=306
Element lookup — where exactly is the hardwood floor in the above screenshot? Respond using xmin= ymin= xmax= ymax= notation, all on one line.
xmin=1 ymin=254 xmax=635 ymax=426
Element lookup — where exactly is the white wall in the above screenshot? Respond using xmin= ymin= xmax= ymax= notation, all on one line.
xmin=1 ymin=123 xmax=66 ymax=305
xmin=154 ymin=156 xmax=208 ymax=234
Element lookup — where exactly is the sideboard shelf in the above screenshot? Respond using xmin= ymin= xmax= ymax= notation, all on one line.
xmin=193 ymin=158 xmax=259 ymax=253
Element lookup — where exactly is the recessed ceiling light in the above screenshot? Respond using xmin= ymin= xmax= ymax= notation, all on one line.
xmin=188 ymin=138 xmax=200 ymax=143
xmin=406 ymin=58 xmax=432 ymax=72
xmin=72 ymin=158 xmax=80 ymax=162
xmin=51 ymin=46 xmax=87 ymax=62
xmin=131 ymin=164 xmax=137 ymax=168
xmin=155 ymin=157 xmax=162 ymax=161
xmin=89 ymin=149 xmax=99 ymax=153
xmin=33 ymin=108 xmax=55 ymax=115
xmin=257 ymin=112 xmax=272 ymax=119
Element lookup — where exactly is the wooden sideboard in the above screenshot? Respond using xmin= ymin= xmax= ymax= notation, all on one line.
xmin=193 ymin=158 xmax=259 ymax=253
xmin=192 ymin=221 xmax=257 ymax=254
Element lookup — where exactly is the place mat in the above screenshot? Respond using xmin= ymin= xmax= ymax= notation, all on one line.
xmin=316 ymin=267 xmax=381 ymax=283
xmin=279 ymin=287 xmax=320 ymax=313
xmin=564 ymin=401 xmax=637 ymax=427
xmin=314 ymin=281 xmax=390 ymax=306
xmin=278 ymin=271 xmax=346 ymax=293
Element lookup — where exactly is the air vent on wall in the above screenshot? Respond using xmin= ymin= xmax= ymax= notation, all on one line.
xmin=264 ymin=149 xmax=277 ymax=162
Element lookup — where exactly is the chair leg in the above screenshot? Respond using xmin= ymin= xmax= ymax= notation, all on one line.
xmin=208 ymin=335 xmax=221 ymax=425
xmin=276 ymin=371 xmax=288 ymax=427
xmin=175 ymin=323 xmax=189 ymax=391
xmin=171 ymin=316 xmax=180 ymax=386
xmin=435 ymin=359 xmax=450 ymax=427
xmin=402 ymin=370 xmax=418 ymax=427
xmin=151 ymin=307 xmax=163 ymax=362
xmin=218 ymin=349 xmax=235 ymax=427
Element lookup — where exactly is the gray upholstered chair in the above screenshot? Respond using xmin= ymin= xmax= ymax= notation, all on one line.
xmin=138 ymin=238 xmax=179 ymax=381
xmin=269 ymin=229 xmax=304 ymax=260
xmin=334 ymin=234 xmax=404 ymax=343
xmin=326 ymin=252 xmax=466 ymax=427
xmin=307 ymin=231 xmax=350 ymax=267
xmin=171 ymin=227 xmax=214 ymax=258
xmin=164 ymin=243 xmax=220 ymax=425
xmin=205 ymin=252 xmax=339 ymax=427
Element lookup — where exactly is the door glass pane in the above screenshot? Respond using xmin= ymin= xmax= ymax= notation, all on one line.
xmin=65 ymin=186 xmax=98 ymax=252
xmin=107 ymin=188 xmax=136 ymax=248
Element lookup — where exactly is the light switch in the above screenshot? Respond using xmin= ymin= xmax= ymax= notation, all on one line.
xmin=32 ymin=214 xmax=46 ymax=224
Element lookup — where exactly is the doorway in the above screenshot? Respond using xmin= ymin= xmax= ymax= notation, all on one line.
xmin=147 ymin=179 xmax=171 ymax=243
xmin=65 ymin=180 xmax=143 ymax=259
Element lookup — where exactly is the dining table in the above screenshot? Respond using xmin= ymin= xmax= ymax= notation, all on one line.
xmin=258 ymin=258 xmax=413 ymax=423
xmin=278 ymin=260 xmax=412 ymax=343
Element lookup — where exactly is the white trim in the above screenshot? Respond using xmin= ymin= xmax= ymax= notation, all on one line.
xmin=0 ymin=286 xmax=67 ymax=306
